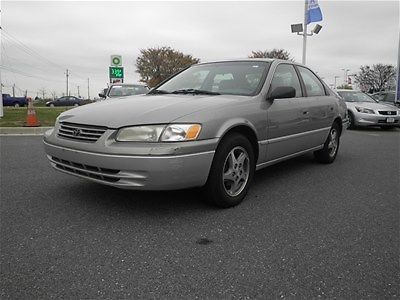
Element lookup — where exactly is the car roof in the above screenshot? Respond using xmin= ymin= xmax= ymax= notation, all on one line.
xmin=196 ymin=58 xmax=305 ymax=67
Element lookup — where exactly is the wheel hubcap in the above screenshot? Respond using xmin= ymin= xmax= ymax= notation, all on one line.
xmin=328 ymin=128 xmax=338 ymax=157
xmin=222 ymin=146 xmax=250 ymax=197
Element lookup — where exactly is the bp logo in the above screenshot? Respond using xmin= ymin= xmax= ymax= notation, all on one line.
xmin=111 ymin=55 xmax=122 ymax=67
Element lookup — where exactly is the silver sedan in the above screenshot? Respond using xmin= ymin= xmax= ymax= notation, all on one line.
xmin=44 ymin=59 xmax=347 ymax=207
xmin=337 ymin=90 xmax=400 ymax=129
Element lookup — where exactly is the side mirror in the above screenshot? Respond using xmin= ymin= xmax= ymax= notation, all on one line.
xmin=98 ymin=93 xmax=106 ymax=99
xmin=268 ymin=86 xmax=296 ymax=100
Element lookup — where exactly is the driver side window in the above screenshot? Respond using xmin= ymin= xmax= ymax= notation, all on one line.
xmin=270 ymin=64 xmax=302 ymax=97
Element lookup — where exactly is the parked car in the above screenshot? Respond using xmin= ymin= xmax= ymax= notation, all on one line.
xmin=2 ymin=94 xmax=28 ymax=107
xmin=46 ymin=96 xmax=83 ymax=107
xmin=44 ymin=59 xmax=347 ymax=208
xmin=98 ymin=83 xmax=149 ymax=99
xmin=337 ymin=90 xmax=400 ymax=129
xmin=371 ymin=91 xmax=399 ymax=107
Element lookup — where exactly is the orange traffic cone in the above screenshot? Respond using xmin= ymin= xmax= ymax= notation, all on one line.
xmin=24 ymin=97 xmax=41 ymax=127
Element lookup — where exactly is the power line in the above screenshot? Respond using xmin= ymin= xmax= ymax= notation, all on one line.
xmin=1 ymin=29 xmax=88 ymax=84
xmin=1 ymin=29 xmax=66 ymax=71
xmin=0 ymin=65 xmax=65 ymax=83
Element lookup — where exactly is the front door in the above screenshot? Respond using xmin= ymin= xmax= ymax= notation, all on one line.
xmin=265 ymin=63 xmax=306 ymax=161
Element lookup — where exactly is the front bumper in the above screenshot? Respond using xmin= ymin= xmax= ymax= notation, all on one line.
xmin=354 ymin=112 xmax=400 ymax=127
xmin=43 ymin=128 xmax=217 ymax=190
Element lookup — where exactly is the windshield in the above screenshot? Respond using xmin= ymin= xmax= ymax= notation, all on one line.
xmin=108 ymin=85 xmax=148 ymax=97
xmin=153 ymin=61 xmax=270 ymax=96
xmin=337 ymin=91 xmax=377 ymax=103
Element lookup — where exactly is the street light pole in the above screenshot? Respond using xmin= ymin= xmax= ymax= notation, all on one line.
xmin=334 ymin=76 xmax=340 ymax=89
xmin=291 ymin=0 xmax=322 ymax=65
xmin=87 ymin=78 xmax=90 ymax=100
xmin=341 ymin=68 xmax=350 ymax=85
xmin=65 ymin=69 xmax=69 ymax=96
xmin=302 ymin=0 xmax=308 ymax=65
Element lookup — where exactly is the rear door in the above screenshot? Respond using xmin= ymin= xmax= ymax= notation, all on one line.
xmin=265 ymin=63 xmax=306 ymax=161
xmin=296 ymin=66 xmax=335 ymax=148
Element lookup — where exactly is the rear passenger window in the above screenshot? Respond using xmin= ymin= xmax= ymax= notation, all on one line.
xmin=298 ymin=67 xmax=325 ymax=96
xmin=270 ymin=64 xmax=302 ymax=97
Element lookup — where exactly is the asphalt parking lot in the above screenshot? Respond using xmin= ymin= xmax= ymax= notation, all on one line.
xmin=1 ymin=128 xmax=399 ymax=298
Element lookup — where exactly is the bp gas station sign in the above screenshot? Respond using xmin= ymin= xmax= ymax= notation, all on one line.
xmin=110 ymin=55 xmax=124 ymax=83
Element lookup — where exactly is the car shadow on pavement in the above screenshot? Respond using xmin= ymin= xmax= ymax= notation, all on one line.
xmin=348 ymin=126 xmax=399 ymax=132
xmin=67 ymin=181 xmax=214 ymax=215
xmin=64 ymin=153 xmax=320 ymax=215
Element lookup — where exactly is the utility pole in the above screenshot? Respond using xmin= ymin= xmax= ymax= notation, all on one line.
xmin=77 ymin=85 xmax=80 ymax=98
xmin=65 ymin=69 xmax=69 ymax=96
xmin=87 ymin=78 xmax=90 ymax=100
xmin=12 ymin=83 xmax=15 ymax=97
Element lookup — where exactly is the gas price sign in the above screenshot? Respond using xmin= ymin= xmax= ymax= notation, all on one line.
xmin=109 ymin=67 xmax=124 ymax=80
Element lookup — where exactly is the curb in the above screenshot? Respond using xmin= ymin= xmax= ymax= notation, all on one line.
xmin=0 ymin=127 xmax=53 ymax=136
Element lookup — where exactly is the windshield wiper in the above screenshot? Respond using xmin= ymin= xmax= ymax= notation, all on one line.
xmin=148 ymin=89 xmax=170 ymax=95
xmin=171 ymin=89 xmax=220 ymax=95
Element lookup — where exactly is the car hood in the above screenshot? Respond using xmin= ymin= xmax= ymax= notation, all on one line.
xmin=58 ymin=94 xmax=248 ymax=128
xmin=345 ymin=101 xmax=399 ymax=111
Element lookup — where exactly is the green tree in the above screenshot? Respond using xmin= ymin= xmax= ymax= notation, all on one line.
xmin=355 ymin=64 xmax=396 ymax=93
xmin=136 ymin=47 xmax=200 ymax=87
xmin=248 ymin=48 xmax=293 ymax=61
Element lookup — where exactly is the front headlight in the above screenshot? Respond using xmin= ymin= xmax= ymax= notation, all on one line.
xmin=116 ymin=124 xmax=201 ymax=142
xmin=355 ymin=106 xmax=375 ymax=114
xmin=160 ymin=124 xmax=201 ymax=142
xmin=116 ymin=125 xmax=165 ymax=142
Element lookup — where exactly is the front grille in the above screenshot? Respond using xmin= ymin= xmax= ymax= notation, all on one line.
xmin=58 ymin=122 xmax=107 ymax=142
xmin=51 ymin=156 xmax=120 ymax=183
xmin=378 ymin=111 xmax=397 ymax=116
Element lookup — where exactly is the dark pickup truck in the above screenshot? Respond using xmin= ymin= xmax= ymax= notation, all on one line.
xmin=2 ymin=94 xmax=28 ymax=107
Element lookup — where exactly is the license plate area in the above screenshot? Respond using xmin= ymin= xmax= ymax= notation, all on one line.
xmin=386 ymin=117 xmax=394 ymax=123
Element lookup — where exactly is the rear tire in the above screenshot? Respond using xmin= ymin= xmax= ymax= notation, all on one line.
xmin=314 ymin=123 xmax=340 ymax=164
xmin=204 ymin=133 xmax=255 ymax=208
xmin=13 ymin=103 xmax=20 ymax=108
xmin=73 ymin=103 xmax=79 ymax=107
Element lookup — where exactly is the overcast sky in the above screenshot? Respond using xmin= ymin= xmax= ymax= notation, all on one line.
xmin=1 ymin=0 xmax=398 ymax=98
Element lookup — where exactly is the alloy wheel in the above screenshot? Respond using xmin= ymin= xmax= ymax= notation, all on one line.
xmin=328 ymin=128 xmax=338 ymax=157
xmin=222 ymin=146 xmax=250 ymax=197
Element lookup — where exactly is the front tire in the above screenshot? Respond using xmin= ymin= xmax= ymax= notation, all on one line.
xmin=13 ymin=103 xmax=20 ymax=108
xmin=204 ymin=133 xmax=255 ymax=208
xmin=348 ymin=111 xmax=355 ymax=129
xmin=314 ymin=123 xmax=340 ymax=164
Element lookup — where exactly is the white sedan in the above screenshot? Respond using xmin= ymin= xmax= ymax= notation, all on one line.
xmin=337 ymin=90 xmax=400 ymax=130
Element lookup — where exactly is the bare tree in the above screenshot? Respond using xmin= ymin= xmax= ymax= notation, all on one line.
xmin=136 ymin=46 xmax=200 ymax=87
xmin=249 ymin=48 xmax=293 ymax=61
xmin=51 ymin=91 xmax=57 ymax=100
xmin=355 ymin=64 xmax=396 ymax=93
xmin=38 ymin=87 xmax=46 ymax=100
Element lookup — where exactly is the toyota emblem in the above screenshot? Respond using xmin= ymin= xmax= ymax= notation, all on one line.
xmin=72 ymin=129 xmax=82 ymax=136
